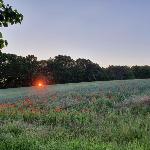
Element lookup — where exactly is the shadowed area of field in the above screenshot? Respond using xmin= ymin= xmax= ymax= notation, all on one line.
xmin=0 ymin=79 xmax=150 ymax=106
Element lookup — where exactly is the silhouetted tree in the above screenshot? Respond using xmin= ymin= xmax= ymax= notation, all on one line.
xmin=0 ymin=52 xmax=149 ymax=89
xmin=52 ymin=55 xmax=76 ymax=83
xmin=131 ymin=66 xmax=150 ymax=79
xmin=106 ymin=66 xmax=135 ymax=80
xmin=0 ymin=52 xmax=38 ymax=88
xmin=76 ymin=58 xmax=106 ymax=82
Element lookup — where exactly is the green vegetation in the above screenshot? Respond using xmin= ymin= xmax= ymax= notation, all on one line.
xmin=0 ymin=52 xmax=150 ymax=89
xmin=0 ymin=0 xmax=23 ymax=49
xmin=0 ymin=79 xmax=150 ymax=149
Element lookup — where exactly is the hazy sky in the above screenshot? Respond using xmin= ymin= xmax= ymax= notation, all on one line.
xmin=1 ymin=0 xmax=150 ymax=66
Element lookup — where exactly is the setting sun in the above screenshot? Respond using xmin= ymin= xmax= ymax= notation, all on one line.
xmin=35 ymin=80 xmax=44 ymax=87
xmin=38 ymin=83 xmax=42 ymax=87
xmin=34 ymin=78 xmax=47 ymax=87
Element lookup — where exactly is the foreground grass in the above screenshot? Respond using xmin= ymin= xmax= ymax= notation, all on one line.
xmin=0 ymin=79 xmax=150 ymax=149
xmin=0 ymin=98 xmax=150 ymax=150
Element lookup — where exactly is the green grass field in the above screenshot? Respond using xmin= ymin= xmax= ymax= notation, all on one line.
xmin=0 ymin=79 xmax=150 ymax=150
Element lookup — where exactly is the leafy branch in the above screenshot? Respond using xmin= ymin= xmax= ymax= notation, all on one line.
xmin=0 ymin=0 xmax=23 ymax=49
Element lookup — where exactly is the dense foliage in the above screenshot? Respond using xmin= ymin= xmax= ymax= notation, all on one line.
xmin=0 ymin=51 xmax=150 ymax=88
xmin=0 ymin=0 xmax=23 ymax=49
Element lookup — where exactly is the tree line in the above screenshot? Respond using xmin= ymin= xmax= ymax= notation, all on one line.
xmin=0 ymin=51 xmax=150 ymax=88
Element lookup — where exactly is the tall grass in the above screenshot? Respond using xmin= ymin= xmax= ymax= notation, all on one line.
xmin=0 ymin=79 xmax=150 ymax=149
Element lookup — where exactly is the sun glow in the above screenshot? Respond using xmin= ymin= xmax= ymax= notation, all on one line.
xmin=34 ymin=78 xmax=48 ymax=88
xmin=36 ymin=80 xmax=44 ymax=87
xmin=38 ymin=83 xmax=42 ymax=87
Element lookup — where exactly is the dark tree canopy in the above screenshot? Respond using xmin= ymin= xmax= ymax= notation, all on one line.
xmin=106 ymin=66 xmax=135 ymax=80
xmin=0 ymin=0 xmax=23 ymax=49
xmin=0 ymin=51 xmax=150 ymax=89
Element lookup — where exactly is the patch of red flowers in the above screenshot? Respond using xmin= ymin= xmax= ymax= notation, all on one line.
xmin=23 ymin=99 xmax=33 ymax=107
xmin=54 ymin=107 xmax=62 ymax=112
xmin=0 ymin=104 xmax=16 ymax=109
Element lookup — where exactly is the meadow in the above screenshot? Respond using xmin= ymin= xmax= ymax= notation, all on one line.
xmin=0 ymin=79 xmax=150 ymax=150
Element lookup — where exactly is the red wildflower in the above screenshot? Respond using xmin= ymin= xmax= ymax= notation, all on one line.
xmin=54 ymin=107 xmax=62 ymax=112
xmin=23 ymin=99 xmax=33 ymax=107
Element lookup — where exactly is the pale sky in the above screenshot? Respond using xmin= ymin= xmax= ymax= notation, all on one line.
xmin=1 ymin=0 xmax=150 ymax=66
